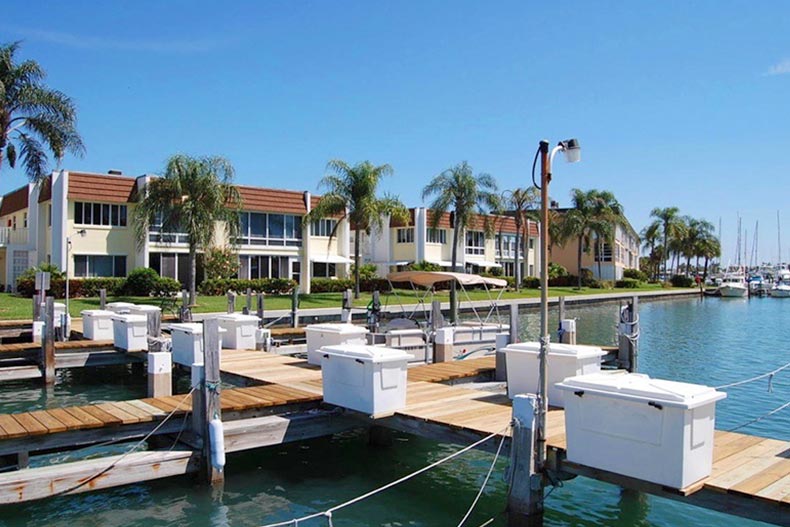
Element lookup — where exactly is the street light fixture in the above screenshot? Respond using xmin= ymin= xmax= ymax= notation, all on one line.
xmin=533 ymin=137 xmax=580 ymax=502
xmin=64 ymin=229 xmax=87 ymax=340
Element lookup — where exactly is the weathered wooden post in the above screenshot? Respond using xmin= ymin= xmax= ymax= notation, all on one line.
xmin=243 ymin=288 xmax=252 ymax=315
xmin=558 ymin=296 xmax=565 ymax=323
xmin=180 ymin=289 xmax=192 ymax=322
xmin=559 ymin=319 xmax=576 ymax=345
xmin=507 ymin=394 xmax=543 ymax=527
xmin=226 ymin=291 xmax=236 ymax=314
xmin=147 ymin=350 xmax=172 ymax=397
xmin=430 ymin=299 xmax=443 ymax=331
xmin=99 ymin=288 xmax=107 ymax=311
xmin=434 ymin=327 xmax=453 ymax=363
xmin=147 ymin=309 xmax=162 ymax=339
xmin=509 ymin=303 xmax=519 ymax=345
xmin=618 ymin=296 xmax=639 ymax=372
xmin=340 ymin=289 xmax=353 ymax=323
xmin=41 ymin=297 xmax=56 ymax=385
xmin=495 ymin=332 xmax=510 ymax=381
xmin=290 ymin=287 xmax=299 ymax=328
xmin=193 ymin=317 xmax=223 ymax=484
xmin=256 ymin=292 xmax=265 ymax=326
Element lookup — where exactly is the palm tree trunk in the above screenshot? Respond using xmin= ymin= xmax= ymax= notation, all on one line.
xmin=450 ymin=224 xmax=460 ymax=324
xmin=189 ymin=243 xmax=197 ymax=306
xmin=514 ymin=220 xmax=521 ymax=291
xmin=663 ymin=227 xmax=669 ymax=280
xmin=577 ymin=235 xmax=583 ymax=289
xmin=354 ymin=230 xmax=361 ymax=299
xmin=597 ymin=237 xmax=603 ymax=281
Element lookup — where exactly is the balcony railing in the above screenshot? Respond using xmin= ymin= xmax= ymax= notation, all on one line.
xmin=0 ymin=227 xmax=28 ymax=246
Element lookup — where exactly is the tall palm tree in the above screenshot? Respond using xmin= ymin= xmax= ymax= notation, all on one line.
xmin=132 ymin=154 xmax=242 ymax=306
xmin=641 ymin=220 xmax=662 ymax=280
xmin=501 ymin=187 xmax=539 ymax=290
xmin=650 ymin=206 xmax=683 ymax=280
xmin=0 ymin=42 xmax=84 ymax=181
xmin=680 ymin=217 xmax=715 ymax=276
xmin=422 ymin=162 xmax=498 ymax=322
xmin=306 ymin=159 xmax=408 ymax=299
xmin=697 ymin=233 xmax=721 ymax=282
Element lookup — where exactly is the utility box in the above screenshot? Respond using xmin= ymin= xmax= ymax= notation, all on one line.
xmin=81 ymin=309 xmax=115 ymax=340
xmin=556 ymin=372 xmax=726 ymax=489
xmin=320 ymin=344 xmax=413 ymax=416
xmin=170 ymin=323 xmax=225 ymax=366
xmin=111 ymin=314 xmax=148 ymax=352
xmin=503 ymin=342 xmax=606 ymax=407
xmin=106 ymin=302 xmax=135 ymax=314
xmin=305 ymin=323 xmax=368 ymax=365
xmin=385 ymin=329 xmax=428 ymax=362
xmin=217 ymin=313 xmax=260 ymax=350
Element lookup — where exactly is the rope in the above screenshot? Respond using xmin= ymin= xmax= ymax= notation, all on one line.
xmin=258 ymin=427 xmax=509 ymax=527
xmin=716 ymin=361 xmax=790 ymax=390
xmin=726 ymin=399 xmax=790 ymax=432
xmin=456 ymin=430 xmax=508 ymax=526
xmin=50 ymin=386 xmax=196 ymax=498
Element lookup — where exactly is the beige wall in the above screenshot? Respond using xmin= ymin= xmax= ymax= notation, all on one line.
xmin=0 ymin=248 xmax=6 ymax=287
xmin=65 ymin=200 xmax=137 ymax=278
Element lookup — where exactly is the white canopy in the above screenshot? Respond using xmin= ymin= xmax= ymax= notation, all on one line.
xmin=311 ymin=254 xmax=353 ymax=264
xmin=387 ymin=271 xmax=508 ymax=288
xmin=468 ymin=260 xmax=503 ymax=268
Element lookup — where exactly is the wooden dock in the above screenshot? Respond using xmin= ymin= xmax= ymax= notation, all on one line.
xmin=0 ymin=351 xmax=786 ymax=525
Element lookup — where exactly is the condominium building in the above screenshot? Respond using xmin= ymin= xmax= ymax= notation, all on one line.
xmin=353 ymin=207 xmax=540 ymax=279
xmin=0 ymin=170 xmax=351 ymax=293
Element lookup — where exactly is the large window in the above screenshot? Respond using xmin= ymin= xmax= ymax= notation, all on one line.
xmin=149 ymin=252 xmax=203 ymax=285
xmin=238 ymin=255 xmax=297 ymax=282
xmin=427 ymin=228 xmax=446 ymax=244
xmin=465 ymin=231 xmax=485 ymax=255
xmin=595 ymin=242 xmax=613 ymax=262
xmin=495 ymin=234 xmax=523 ymax=258
xmin=396 ymin=228 xmax=414 ymax=244
xmin=311 ymin=218 xmax=337 ymax=237
xmin=74 ymin=255 xmax=127 ymax=277
xmin=74 ymin=201 xmax=127 ymax=227
xmin=149 ymin=213 xmax=189 ymax=244
xmin=238 ymin=212 xmax=302 ymax=247
xmin=312 ymin=262 xmax=337 ymax=278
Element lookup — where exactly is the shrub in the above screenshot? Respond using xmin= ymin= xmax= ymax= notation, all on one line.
xmin=154 ymin=277 xmax=182 ymax=296
xmin=310 ymin=278 xmax=391 ymax=293
xmin=16 ymin=277 xmax=125 ymax=298
xmin=615 ymin=278 xmax=640 ymax=289
xmin=487 ymin=266 xmax=504 ymax=277
xmin=409 ymin=260 xmax=442 ymax=272
xmin=623 ymin=268 xmax=648 ymax=282
xmin=522 ymin=276 xmax=540 ymax=289
xmin=670 ymin=274 xmax=694 ymax=288
xmin=123 ymin=268 xmax=161 ymax=296
xmin=203 ymin=246 xmax=240 ymax=280
xmin=349 ymin=263 xmax=379 ymax=280
xmin=18 ymin=263 xmax=66 ymax=282
xmin=548 ymin=263 xmax=568 ymax=279
xmin=198 ymin=278 xmax=297 ymax=296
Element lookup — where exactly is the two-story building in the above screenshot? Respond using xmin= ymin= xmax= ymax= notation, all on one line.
xmin=354 ymin=207 xmax=539 ymax=280
xmin=0 ymin=170 xmax=351 ymax=293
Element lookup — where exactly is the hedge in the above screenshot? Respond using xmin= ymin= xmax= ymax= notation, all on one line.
xmin=670 ymin=274 xmax=694 ymax=288
xmin=16 ymin=276 xmax=181 ymax=299
xmin=522 ymin=275 xmax=603 ymax=289
xmin=310 ymin=278 xmax=392 ymax=293
xmin=198 ymin=278 xmax=297 ymax=296
xmin=615 ymin=278 xmax=640 ymax=288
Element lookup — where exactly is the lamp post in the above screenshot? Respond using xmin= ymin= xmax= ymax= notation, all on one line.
xmin=64 ymin=229 xmax=87 ymax=340
xmin=536 ymin=138 xmax=580 ymax=487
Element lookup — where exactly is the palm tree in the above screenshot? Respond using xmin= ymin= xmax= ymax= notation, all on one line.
xmin=422 ymin=162 xmax=499 ymax=322
xmin=697 ymin=233 xmax=721 ymax=282
xmin=680 ymin=217 xmax=716 ymax=276
xmin=554 ymin=189 xmax=623 ymax=288
xmin=650 ymin=206 xmax=683 ymax=280
xmin=641 ymin=220 xmax=662 ymax=280
xmin=500 ymin=187 xmax=539 ymax=290
xmin=132 ymin=154 xmax=242 ymax=306
xmin=306 ymin=159 xmax=408 ymax=299
xmin=0 ymin=42 xmax=84 ymax=181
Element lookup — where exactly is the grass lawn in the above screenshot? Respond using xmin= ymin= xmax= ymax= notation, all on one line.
xmin=0 ymin=283 xmax=673 ymax=320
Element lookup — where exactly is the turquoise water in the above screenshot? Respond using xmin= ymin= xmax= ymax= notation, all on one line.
xmin=0 ymin=296 xmax=788 ymax=527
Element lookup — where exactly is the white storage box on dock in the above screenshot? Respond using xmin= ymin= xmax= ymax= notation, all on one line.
xmin=556 ymin=372 xmax=726 ymax=489
xmin=504 ymin=342 xmax=606 ymax=407
xmin=170 ymin=323 xmax=225 ymax=366
xmin=127 ymin=304 xmax=161 ymax=317
xmin=111 ymin=314 xmax=148 ymax=352
xmin=81 ymin=309 xmax=115 ymax=340
xmin=320 ymin=344 xmax=413 ymax=416
xmin=106 ymin=302 xmax=135 ymax=314
xmin=39 ymin=302 xmax=66 ymax=320
xmin=217 ymin=313 xmax=260 ymax=350
xmin=305 ymin=323 xmax=368 ymax=365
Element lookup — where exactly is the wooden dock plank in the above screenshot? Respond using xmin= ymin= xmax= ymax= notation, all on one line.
xmin=77 ymin=405 xmax=122 ymax=426
xmin=125 ymin=400 xmax=168 ymax=417
xmin=730 ymin=458 xmax=790 ymax=496
xmin=27 ymin=410 xmax=68 ymax=434
xmin=61 ymin=407 xmax=104 ymax=428
xmin=47 ymin=408 xmax=87 ymax=430
xmin=10 ymin=413 xmax=49 ymax=436
xmin=110 ymin=402 xmax=155 ymax=422
xmin=0 ymin=415 xmax=28 ymax=439
xmin=95 ymin=403 xmax=140 ymax=425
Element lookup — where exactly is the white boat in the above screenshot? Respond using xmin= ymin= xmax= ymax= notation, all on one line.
xmin=771 ymin=270 xmax=790 ymax=298
xmin=718 ymin=273 xmax=748 ymax=298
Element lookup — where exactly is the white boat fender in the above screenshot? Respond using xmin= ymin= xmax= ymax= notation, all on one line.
xmin=209 ymin=418 xmax=226 ymax=471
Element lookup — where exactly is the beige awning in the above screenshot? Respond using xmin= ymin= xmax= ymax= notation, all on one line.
xmin=311 ymin=254 xmax=353 ymax=264
xmin=387 ymin=271 xmax=507 ymax=288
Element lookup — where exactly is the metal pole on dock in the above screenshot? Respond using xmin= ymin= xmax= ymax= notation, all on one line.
xmin=508 ymin=394 xmax=542 ymax=526
xmin=41 ymin=297 xmax=56 ymax=385
xmin=536 ymin=140 xmax=551 ymax=508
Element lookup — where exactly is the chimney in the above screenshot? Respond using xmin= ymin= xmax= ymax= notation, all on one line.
xmin=108 ymin=169 xmax=123 ymax=175
xmin=550 ymin=200 xmax=559 ymax=209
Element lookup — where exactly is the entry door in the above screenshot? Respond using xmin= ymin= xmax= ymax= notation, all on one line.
xmin=11 ymin=250 xmax=29 ymax=291
xmin=291 ymin=259 xmax=301 ymax=283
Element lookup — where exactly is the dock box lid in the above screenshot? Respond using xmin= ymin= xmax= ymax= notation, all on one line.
xmin=217 ymin=314 xmax=260 ymax=323
xmin=106 ymin=302 xmax=136 ymax=308
xmin=81 ymin=309 xmax=114 ymax=317
xmin=110 ymin=314 xmax=147 ymax=323
xmin=305 ymin=323 xmax=368 ymax=335
xmin=129 ymin=305 xmax=161 ymax=312
xmin=556 ymin=372 xmax=726 ymax=409
xmin=320 ymin=344 xmax=413 ymax=364
xmin=169 ymin=322 xmax=204 ymax=334
xmin=503 ymin=342 xmax=606 ymax=359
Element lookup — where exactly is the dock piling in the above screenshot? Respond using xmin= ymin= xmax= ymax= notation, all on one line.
xmin=495 ymin=332 xmax=509 ymax=381
xmin=195 ymin=317 xmax=223 ymax=484
xmin=340 ymin=289 xmax=352 ymax=322
xmin=508 ymin=394 xmax=543 ymax=527
xmin=226 ymin=291 xmax=236 ymax=314
xmin=290 ymin=288 xmax=299 ymax=328
xmin=430 ymin=299 xmax=443 ymax=331
xmin=180 ymin=290 xmax=192 ymax=322
xmin=41 ymin=297 xmax=55 ymax=385
xmin=434 ymin=327 xmax=453 ymax=362
xmin=147 ymin=351 xmax=172 ymax=398
xmin=243 ymin=288 xmax=252 ymax=315
xmin=617 ymin=296 xmax=639 ymax=372
xmin=99 ymin=288 xmax=107 ymax=311
xmin=257 ymin=292 xmax=265 ymax=325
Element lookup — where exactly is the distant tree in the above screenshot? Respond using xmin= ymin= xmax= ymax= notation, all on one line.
xmin=132 ymin=154 xmax=242 ymax=306
xmin=500 ymin=187 xmax=539 ymax=290
xmin=422 ymin=162 xmax=498 ymax=322
xmin=0 ymin=42 xmax=84 ymax=181
xmin=650 ymin=206 xmax=684 ymax=280
xmin=641 ymin=220 xmax=662 ymax=280
xmin=306 ymin=159 xmax=409 ymax=299
xmin=696 ymin=230 xmax=721 ymax=281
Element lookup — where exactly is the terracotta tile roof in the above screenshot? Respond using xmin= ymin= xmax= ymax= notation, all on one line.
xmin=309 ymin=195 xmax=343 ymax=219
xmin=37 ymin=177 xmax=52 ymax=203
xmin=426 ymin=210 xmax=452 ymax=229
xmin=68 ymin=172 xmax=137 ymax=203
xmin=237 ymin=186 xmax=307 ymax=214
xmin=493 ymin=215 xmax=539 ymax=236
xmin=0 ymin=185 xmax=29 ymax=216
xmin=390 ymin=209 xmax=416 ymax=228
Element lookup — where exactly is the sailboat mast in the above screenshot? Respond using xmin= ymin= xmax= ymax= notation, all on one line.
xmin=779 ymin=210 xmax=783 ymax=269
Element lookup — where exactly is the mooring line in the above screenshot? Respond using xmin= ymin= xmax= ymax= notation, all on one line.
xmin=727 ymin=399 xmax=790 ymax=432
xmin=456 ymin=429 xmax=508 ymax=527
xmin=715 ymin=361 xmax=790 ymax=391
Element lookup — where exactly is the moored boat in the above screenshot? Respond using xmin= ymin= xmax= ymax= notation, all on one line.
xmin=718 ymin=273 xmax=748 ymax=297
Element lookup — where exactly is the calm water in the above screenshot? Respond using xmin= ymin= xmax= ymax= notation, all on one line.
xmin=0 ymin=296 xmax=788 ymax=527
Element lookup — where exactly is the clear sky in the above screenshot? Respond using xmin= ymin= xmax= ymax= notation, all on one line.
xmin=2 ymin=1 xmax=789 ymax=264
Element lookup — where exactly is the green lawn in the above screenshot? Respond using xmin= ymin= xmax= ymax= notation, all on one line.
xmin=0 ymin=283 xmax=672 ymax=320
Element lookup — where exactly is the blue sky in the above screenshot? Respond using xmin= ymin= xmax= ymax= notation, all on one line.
xmin=2 ymin=1 xmax=789 ymax=264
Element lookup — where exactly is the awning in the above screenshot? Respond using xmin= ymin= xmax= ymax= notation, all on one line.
xmin=387 ymin=271 xmax=507 ymax=288
xmin=469 ymin=261 xmax=502 ymax=268
xmin=372 ymin=260 xmax=412 ymax=266
xmin=426 ymin=259 xmax=455 ymax=267
xmin=310 ymin=254 xmax=353 ymax=264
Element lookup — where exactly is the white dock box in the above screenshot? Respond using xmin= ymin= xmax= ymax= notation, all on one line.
xmin=106 ymin=302 xmax=135 ymax=314
xmin=127 ymin=305 xmax=162 ymax=336
xmin=111 ymin=314 xmax=148 ymax=352
xmin=81 ymin=309 xmax=115 ymax=340
xmin=556 ymin=372 xmax=726 ymax=489
xmin=217 ymin=313 xmax=260 ymax=350
xmin=320 ymin=344 xmax=413 ymax=416
xmin=305 ymin=323 xmax=368 ymax=365
xmin=170 ymin=323 xmax=225 ymax=366
xmin=504 ymin=342 xmax=606 ymax=407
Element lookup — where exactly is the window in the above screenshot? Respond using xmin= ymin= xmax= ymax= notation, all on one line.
xmin=595 ymin=242 xmax=613 ymax=262
xmin=427 ymin=228 xmax=446 ymax=244
xmin=237 ymin=212 xmax=303 ymax=247
xmin=48 ymin=204 xmax=52 ymax=227
xmin=312 ymin=261 xmax=337 ymax=278
xmin=465 ymin=231 xmax=485 ymax=255
xmin=528 ymin=238 xmax=534 ymax=250
xmin=23 ymin=212 xmax=27 ymax=229
xmin=73 ymin=255 xmax=127 ymax=277
xmin=238 ymin=255 xmax=296 ymax=281
xmin=149 ymin=252 xmax=203 ymax=284
xmin=396 ymin=228 xmax=414 ymax=243
xmin=311 ymin=218 xmax=337 ymax=237
xmin=74 ymin=201 xmax=128 ymax=227
xmin=11 ymin=216 xmax=16 ymax=230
